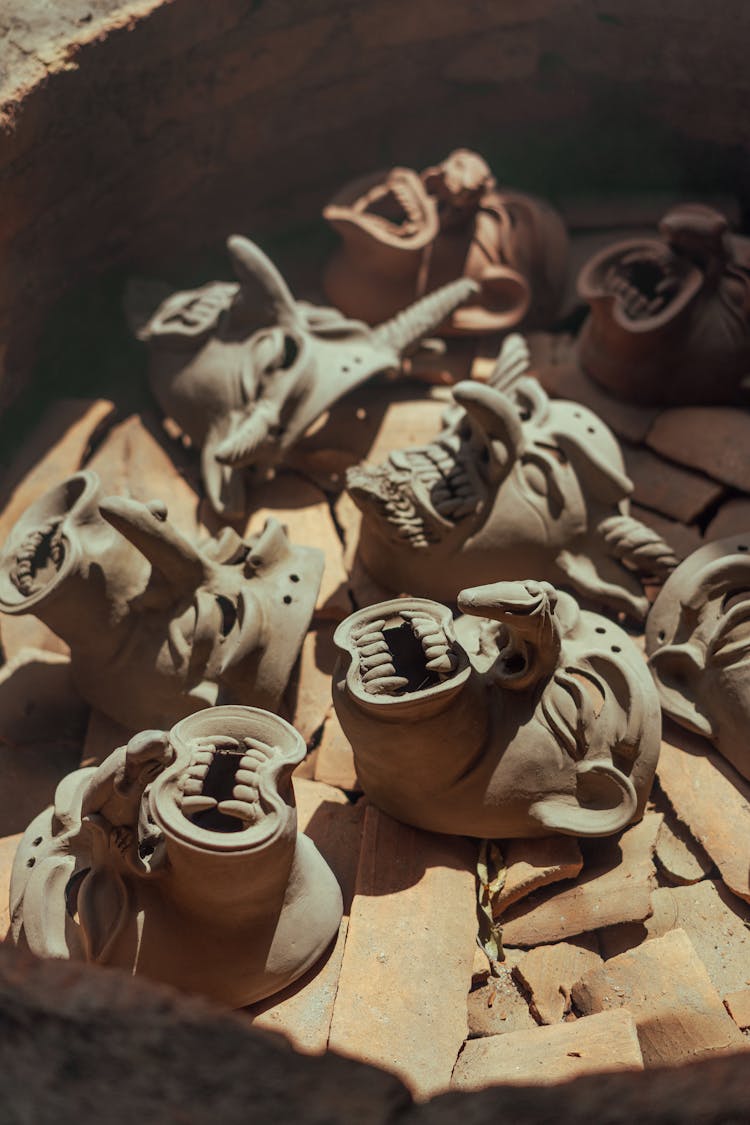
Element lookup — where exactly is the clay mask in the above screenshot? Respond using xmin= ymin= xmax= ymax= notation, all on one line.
xmin=323 ymin=148 xmax=569 ymax=334
xmin=646 ymin=535 xmax=750 ymax=779
xmin=0 ymin=471 xmax=323 ymax=729
xmin=138 ymin=234 xmax=477 ymax=517
xmin=8 ymin=707 xmax=343 ymax=1007
xmin=332 ymin=580 xmax=660 ymax=839
xmin=577 ymin=203 xmax=750 ymax=404
xmin=347 ymin=335 xmax=677 ymax=621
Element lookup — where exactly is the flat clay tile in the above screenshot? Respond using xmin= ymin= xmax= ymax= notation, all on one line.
xmin=724 ymin=989 xmax=750 ymax=1030
xmin=654 ymin=814 xmax=713 ymax=885
xmin=283 ymin=623 xmax=337 ymax=746
xmin=705 ymin=497 xmax=750 ymax=541
xmin=512 ymin=937 xmax=602 ymax=1024
xmin=501 ymin=814 xmax=661 ymax=947
xmin=451 ymin=1009 xmax=643 ymax=1090
xmin=622 ymin=443 xmax=724 ymax=525
xmin=646 ymin=408 xmax=750 ymax=493
xmin=657 ymin=725 xmax=750 ymax=904
xmin=467 ymin=961 xmax=538 ymax=1039
xmin=493 ymin=836 xmax=583 ymax=915
xmin=328 ymin=805 xmax=477 ymax=1098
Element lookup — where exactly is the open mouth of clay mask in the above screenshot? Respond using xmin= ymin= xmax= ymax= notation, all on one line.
xmin=350 ymin=607 xmax=458 ymax=697
xmin=347 ymin=433 xmax=487 ymax=550
xmin=178 ymin=734 xmax=269 ymax=833
xmin=580 ymin=240 xmax=701 ymax=331
xmin=10 ymin=520 xmax=66 ymax=596
xmin=353 ymin=171 xmax=432 ymax=238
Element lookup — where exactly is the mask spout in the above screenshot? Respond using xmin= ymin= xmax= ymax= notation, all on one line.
xmin=98 ymin=497 xmax=207 ymax=593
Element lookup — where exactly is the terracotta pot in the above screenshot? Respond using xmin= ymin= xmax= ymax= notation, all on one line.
xmin=9 ymin=706 xmax=343 ymax=1007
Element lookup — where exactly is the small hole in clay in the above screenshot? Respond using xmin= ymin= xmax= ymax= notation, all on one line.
xmin=595 ymin=627 xmax=606 ymax=634
xmin=216 ymin=595 xmax=237 ymax=637
xmin=611 ymin=645 xmax=621 ymax=653
xmin=289 ymin=574 xmax=299 ymax=582
xmin=26 ymin=858 xmax=35 ymax=868
xmin=587 ymin=426 xmax=595 ymax=434
xmin=32 ymin=836 xmax=42 ymax=847
xmin=658 ymin=630 xmax=666 ymax=642
xmin=738 ymin=544 xmax=748 ymax=552
xmin=283 ymin=595 xmax=292 ymax=604
xmin=341 ymin=366 xmax=349 ymax=374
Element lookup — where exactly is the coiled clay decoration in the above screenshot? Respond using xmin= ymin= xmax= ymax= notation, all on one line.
xmin=323 ymin=148 xmax=569 ymax=334
xmin=646 ymin=535 xmax=750 ymax=780
xmin=347 ymin=335 xmax=677 ymax=620
xmin=137 ymin=234 xmax=478 ymax=517
xmin=577 ymin=203 xmax=750 ymax=405
xmin=332 ymin=580 xmax=660 ymax=839
xmin=9 ymin=707 xmax=343 ymax=1007
xmin=0 ymin=471 xmax=323 ymax=728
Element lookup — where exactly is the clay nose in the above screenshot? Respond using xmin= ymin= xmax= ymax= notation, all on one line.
xmin=458 ymin=579 xmax=557 ymax=621
xmin=98 ymin=496 xmax=206 ymax=590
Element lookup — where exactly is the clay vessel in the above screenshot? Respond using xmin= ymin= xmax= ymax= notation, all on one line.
xmin=137 ymin=234 xmax=478 ymax=517
xmin=347 ymin=334 xmax=677 ymax=621
xmin=0 ymin=471 xmax=322 ymax=728
xmin=646 ymin=534 xmax=750 ymax=779
xmin=9 ymin=706 xmax=343 ymax=1007
xmin=323 ymin=148 xmax=568 ymax=335
xmin=332 ymin=580 xmax=660 ymax=839
xmin=577 ymin=203 xmax=750 ymax=405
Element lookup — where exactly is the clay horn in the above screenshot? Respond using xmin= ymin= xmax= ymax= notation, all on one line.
xmin=227 ymin=235 xmax=301 ymax=331
xmin=98 ymin=496 xmax=207 ymax=591
xmin=370 ymin=277 xmax=479 ymax=355
xmin=451 ymin=380 xmax=525 ymax=455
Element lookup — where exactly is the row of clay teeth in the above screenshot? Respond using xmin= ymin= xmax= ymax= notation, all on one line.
xmin=352 ymin=614 xmax=458 ymax=696
xmin=604 ymin=267 xmax=678 ymax=318
xmin=12 ymin=522 xmax=64 ymax=594
xmin=400 ymin=611 xmax=459 ymax=676
xmin=179 ymin=735 xmax=267 ymax=824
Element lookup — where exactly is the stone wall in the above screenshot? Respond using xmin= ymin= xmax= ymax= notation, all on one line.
xmin=1 ymin=0 xmax=750 ymax=408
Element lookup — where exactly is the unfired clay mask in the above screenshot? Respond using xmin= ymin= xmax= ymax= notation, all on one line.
xmin=323 ymin=148 xmax=569 ymax=334
xmin=0 ymin=472 xmax=322 ymax=728
xmin=333 ymin=580 xmax=660 ymax=839
xmin=139 ymin=234 xmax=477 ymax=517
xmin=646 ymin=535 xmax=750 ymax=780
xmin=347 ymin=335 xmax=677 ymax=620
xmin=9 ymin=707 xmax=343 ymax=1007
xmin=578 ymin=203 xmax=750 ymax=405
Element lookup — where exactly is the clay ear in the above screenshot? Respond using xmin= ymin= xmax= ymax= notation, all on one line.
xmin=78 ymin=865 xmax=129 ymax=965
xmin=648 ymin=643 xmax=714 ymax=738
xmin=531 ymin=760 xmax=637 ymax=838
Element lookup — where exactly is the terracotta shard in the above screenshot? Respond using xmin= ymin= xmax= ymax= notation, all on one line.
xmin=630 ymin=504 xmax=702 ymax=563
xmin=511 ymin=937 xmax=602 ymax=1025
xmin=9 ymin=707 xmax=344 ymax=1009
xmin=571 ymin=929 xmax=745 ymax=1067
xmin=347 ymin=334 xmax=678 ymax=621
xmin=706 ymin=498 xmax=750 ymax=541
xmin=493 ymin=836 xmax=583 ymax=915
xmin=654 ymin=815 xmax=713 ymax=886
xmin=656 ymin=729 xmax=750 ymax=904
xmin=467 ymin=960 xmax=538 ymax=1039
xmin=138 ymin=234 xmax=477 ymax=519
xmin=0 ymin=471 xmax=322 ymax=729
xmin=452 ymin=1009 xmax=643 ymax=1090
xmin=328 ymin=805 xmax=477 ymax=1099
xmin=314 ymin=712 xmax=361 ymax=793
xmin=622 ymin=443 xmax=724 ymax=525
xmin=0 ymin=832 xmax=22 ymax=938
xmin=646 ymin=407 xmax=750 ymax=492
xmin=724 ymin=989 xmax=750 ymax=1030
xmin=501 ymin=814 xmax=661 ymax=947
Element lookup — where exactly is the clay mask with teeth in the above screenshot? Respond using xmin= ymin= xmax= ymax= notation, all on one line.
xmin=323 ymin=148 xmax=569 ymax=334
xmin=577 ymin=203 xmax=750 ymax=404
xmin=0 ymin=471 xmax=323 ymax=730
xmin=135 ymin=234 xmax=477 ymax=518
xmin=333 ymin=580 xmax=661 ymax=839
xmin=8 ymin=707 xmax=343 ymax=1007
xmin=347 ymin=335 xmax=677 ymax=621
xmin=646 ymin=535 xmax=750 ymax=780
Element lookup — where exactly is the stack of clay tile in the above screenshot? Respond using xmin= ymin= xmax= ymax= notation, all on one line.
xmin=2 ymin=195 xmax=750 ymax=1100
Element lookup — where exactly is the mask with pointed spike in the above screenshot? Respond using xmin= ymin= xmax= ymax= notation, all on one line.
xmin=346 ymin=334 xmax=677 ymax=621
xmin=136 ymin=234 xmax=478 ymax=518
xmin=332 ymin=579 xmax=660 ymax=839
xmin=0 ymin=471 xmax=323 ymax=729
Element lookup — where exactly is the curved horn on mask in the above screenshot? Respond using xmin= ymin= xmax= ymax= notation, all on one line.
xmin=98 ymin=496 xmax=207 ymax=592
xmin=370 ymin=277 xmax=479 ymax=355
xmin=487 ymin=333 xmax=532 ymax=393
xmin=451 ymin=380 xmax=525 ymax=456
xmin=226 ymin=235 xmax=301 ymax=330
xmin=598 ymin=513 xmax=679 ymax=580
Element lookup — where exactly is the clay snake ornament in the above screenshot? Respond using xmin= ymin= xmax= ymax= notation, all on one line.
xmin=0 ymin=471 xmax=323 ymax=729
xmin=322 ymin=148 xmax=569 ymax=335
xmin=136 ymin=234 xmax=478 ymax=518
xmin=8 ymin=707 xmax=343 ymax=1007
xmin=332 ymin=579 xmax=660 ymax=839
xmin=346 ymin=334 xmax=678 ymax=621
xmin=646 ymin=535 xmax=750 ymax=781
xmin=577 ymin=203 xmax=750 ymax=405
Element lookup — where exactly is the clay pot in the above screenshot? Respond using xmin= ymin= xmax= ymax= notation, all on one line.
xmin=137 ymin=234 xmax=478 ymax=518
xmin=0 ymin=471 xmax=323 ymax=728
xmin=346 ymin=334 xmax=677 ymax=621
xmin=323 ymin=148 xmax=569 ymax=335
xmin=332 ymin=581 xmax=660 ymax=839
xmin=9 ymin=706 xmax=343 ymax=1007
xmin=577 ymin=203 xmax=750 ymax=405
xmin=646 ymin=534 xmax=750 ymax=779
